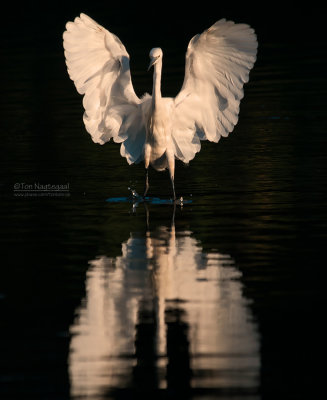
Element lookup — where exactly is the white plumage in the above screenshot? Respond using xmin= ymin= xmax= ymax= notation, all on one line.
xmin=63 ymin=13 xmax=257 ymax=199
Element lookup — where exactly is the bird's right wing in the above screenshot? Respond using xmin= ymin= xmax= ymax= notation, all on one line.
xmin=63 ymin=13 xmax=149 ymax=164
xmin=172 ymin=19 xmax=257 ymax=163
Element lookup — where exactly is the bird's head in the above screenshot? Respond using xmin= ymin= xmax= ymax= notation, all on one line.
xmin=148 ymin=48 xmax=163 ymax=71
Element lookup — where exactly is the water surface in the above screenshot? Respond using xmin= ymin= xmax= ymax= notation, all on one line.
xmin=1 ymin=11 xmax=326 ymax=400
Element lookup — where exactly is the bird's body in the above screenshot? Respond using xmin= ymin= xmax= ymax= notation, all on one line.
xmin=146 ymin=98 xmax=173 ymax=170
xmin=63 ymin=14 xmax=257 ymax=199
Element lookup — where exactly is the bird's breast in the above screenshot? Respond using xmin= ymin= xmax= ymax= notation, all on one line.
xmin=144 ymin=99 xmax=174 ymax=168
xmin=146 ymin=106 xmax=171 ymax=148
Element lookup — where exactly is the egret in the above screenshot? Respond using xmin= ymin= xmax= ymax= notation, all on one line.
xmin=63 ymin=14 xmax=257 ymax=200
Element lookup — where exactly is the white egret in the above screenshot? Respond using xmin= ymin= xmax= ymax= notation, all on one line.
xmin=63 ymin=14 xmax=257 ymax=200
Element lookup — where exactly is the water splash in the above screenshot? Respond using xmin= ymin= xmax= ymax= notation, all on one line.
xmin=106 ymin=191 xmax=191 ymax=205
xmin=127 ymin=186 xmax=139 ymax=199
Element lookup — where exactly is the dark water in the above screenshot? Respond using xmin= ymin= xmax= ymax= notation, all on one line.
xmin=1 ymin=4 xmax=326 ymax=400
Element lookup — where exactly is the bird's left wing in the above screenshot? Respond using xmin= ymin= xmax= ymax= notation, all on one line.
xmin=63 ymin=13 xmax=148 ymax=164
xmin=172 ymin=19 xmax=257 ymax=163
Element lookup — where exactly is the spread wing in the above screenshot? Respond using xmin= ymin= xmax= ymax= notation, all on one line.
xmin=172 ymin=19 xmax=258 ymax=163
xmin=63 ymin=13 xmax=149 ymax=164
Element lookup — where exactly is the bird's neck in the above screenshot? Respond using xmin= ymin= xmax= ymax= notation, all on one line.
xmin=152 ymin=62 xmax=162 ymax=107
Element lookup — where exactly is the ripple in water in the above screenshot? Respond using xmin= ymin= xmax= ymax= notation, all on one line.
xmin=106 ymin=187 xmax=190 ymax=206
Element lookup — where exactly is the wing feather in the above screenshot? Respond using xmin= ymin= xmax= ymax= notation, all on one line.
xmin=63 ymin=13 xmax=147 ymax=164
xmin=173 ymin=19 xmax=257 ymax=163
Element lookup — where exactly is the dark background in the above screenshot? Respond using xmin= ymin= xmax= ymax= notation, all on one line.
xmin=1 ymin=1 xmax=326 ymax=399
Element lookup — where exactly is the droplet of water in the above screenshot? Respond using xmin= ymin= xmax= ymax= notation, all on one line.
xmin=127 ymin=187 xmax=139 ymax=198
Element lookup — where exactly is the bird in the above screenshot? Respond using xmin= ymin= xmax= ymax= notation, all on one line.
xmin=63 ymin=13 xmax=257 ymax=200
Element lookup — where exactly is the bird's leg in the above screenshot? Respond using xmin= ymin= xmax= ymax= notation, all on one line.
xmin=170 ymin=175 xmax=176 ymax=201
xmin=143 ymin=143 xmax=151 ymax=199
xmin=143 ymin=168 xmax=149 ymax=198
xmin=171 ymin=200 xmax=176 ymax=227
xmin=166 ymin=149 xmax=176 ymax=201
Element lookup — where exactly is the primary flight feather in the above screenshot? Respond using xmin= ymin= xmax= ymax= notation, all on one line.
xmin=63 ymin=13 xmax=257 ymax=199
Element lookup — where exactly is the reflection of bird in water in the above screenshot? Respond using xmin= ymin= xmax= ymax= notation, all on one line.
xmin=63 ymin=14 xmax=257 ymax=199
xmin=68 ymin=208 xmax=260 ymax=398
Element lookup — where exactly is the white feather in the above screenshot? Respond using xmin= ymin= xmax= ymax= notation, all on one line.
xmin=173 ymin=19 xmax=258 ymax=163
xmin=63 ymin=13 xmax=147 ymax=164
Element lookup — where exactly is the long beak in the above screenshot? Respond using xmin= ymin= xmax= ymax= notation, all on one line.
xmin=147 ymin=57 xmax=158 ymax=72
